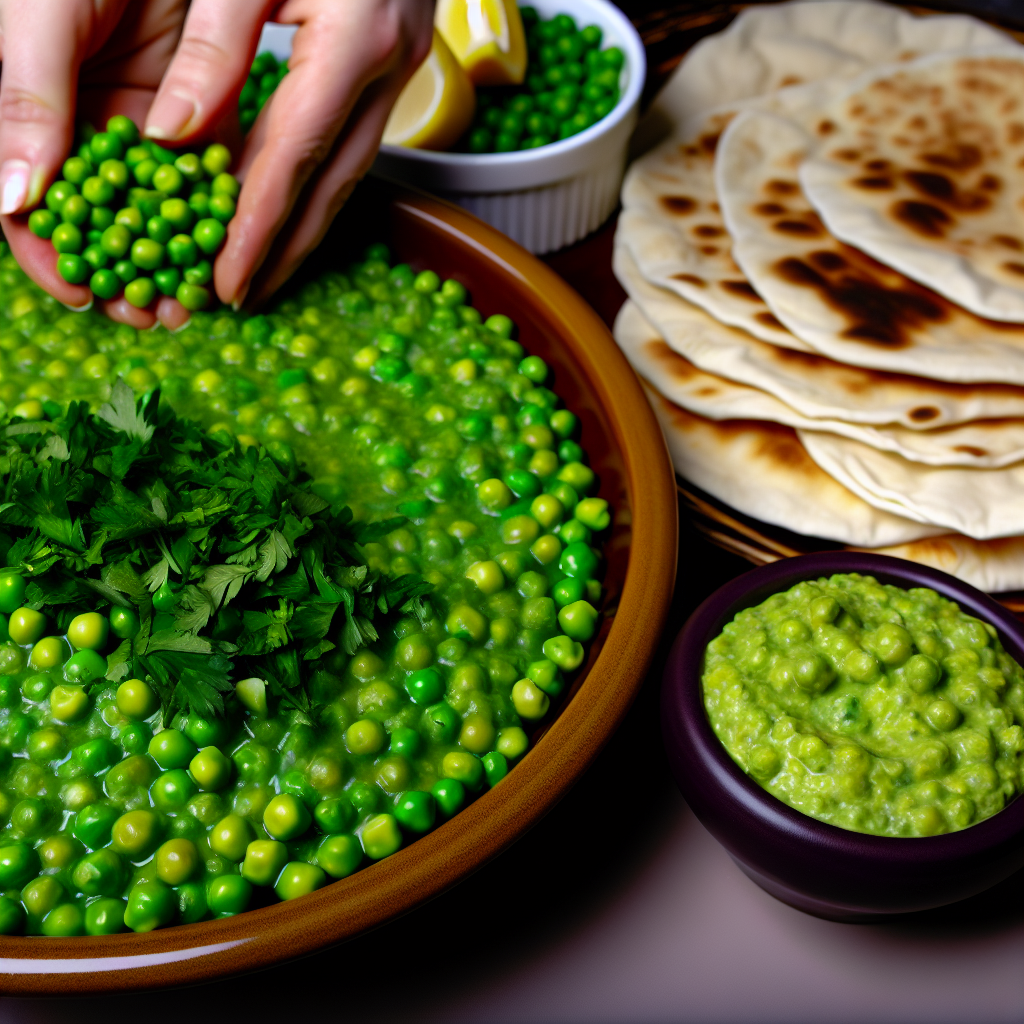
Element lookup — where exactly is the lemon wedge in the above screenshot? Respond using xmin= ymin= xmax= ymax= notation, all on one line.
xmin=383 ymin=29 xmax=476 ymax=151
xmin=435 ymin=0 xmax=527 ymax=87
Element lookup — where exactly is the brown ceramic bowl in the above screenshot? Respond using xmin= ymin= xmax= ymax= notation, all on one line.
xmin=662 ymin=552 xmax=1024 ymax=922
xmin=0 ymin=181 xmax=677 ymax=994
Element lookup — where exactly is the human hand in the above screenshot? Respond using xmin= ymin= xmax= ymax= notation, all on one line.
xmin=143 ymin=0 xmax=434 ymax=310
xmin=0 ymin=0 xmax=196 ymax=329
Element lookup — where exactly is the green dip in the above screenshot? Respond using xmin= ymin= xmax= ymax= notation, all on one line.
xmin=0 ymin=242 xmax=608 ymax=935
xmin=702 ymin=574 xmax=1024 ymax=837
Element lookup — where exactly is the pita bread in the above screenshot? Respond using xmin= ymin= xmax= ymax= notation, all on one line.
xmin=864 ymin=534 xmax=1024 ymax=594
xmin=642 ymin=381 xmax=942 ymax=547
xmin=801 ymin=429 xmax=1024 ymax=539
xmin=649 ymin=0 xmax=1012 ymax=128
xmin=615 ymin=300 xmax=1024 ymax=468
xmin=800 ymin=49 xmax=1024 ymax=322
xmin=619 ymin=116 xmax=803 ymax=349
xmin=716 ymin=105 xmax=1024 ymax=383
xmin=614 ymin=244 xmax=1024 ymax=429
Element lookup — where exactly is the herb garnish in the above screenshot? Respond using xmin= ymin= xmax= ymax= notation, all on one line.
xmin=0 ymin=380 xmax=432 ymax=723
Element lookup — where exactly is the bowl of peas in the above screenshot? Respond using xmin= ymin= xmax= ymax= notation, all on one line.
xmin=372 ymin=0 xmax=645 ymax=255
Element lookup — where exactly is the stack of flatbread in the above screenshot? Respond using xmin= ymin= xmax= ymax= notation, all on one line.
xmin=613 ymin=0 xmax=1024 ymax=593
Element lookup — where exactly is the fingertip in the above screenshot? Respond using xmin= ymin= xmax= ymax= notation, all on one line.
xmin=100 ymin=297 xmax=157 ymax=330
xmin=0 ymin=214 xmax=93 ymax=305
xmin=156 ymin=297 xmax=191 ymax=332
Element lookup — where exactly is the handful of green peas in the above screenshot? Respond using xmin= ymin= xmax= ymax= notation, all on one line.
xmin=460 ymin=7 xmax=624 ymax=154
xmin=26 ymin=115 xmax=239 ymax=312
xmin=238 ymin=51 xmax=289 ymax=131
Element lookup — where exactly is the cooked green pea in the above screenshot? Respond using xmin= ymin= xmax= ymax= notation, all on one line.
xmin=50 ymin=684 xmax=90 ymax=723
xmin=209 ymin=193 xmax=236 ymax=223
xmin=317 ymin=834 xmax=362 ymax=878
xmin=151 ymin=163 xmax=183 ymax=195
xmin=72 ymin=848 xmax=124 ymax=897
xmin=207 ymin=873 xmax=252 ymax=916
xmin=210 ymin=813 xmax=253 ymax=860
xmin=176 ymin=281 xmax=211 ymax=310
xmin=151 ymin=769 xmax=197 ymax=811
xmin=193 ymin=217 xmax=226 ymax=254
xmin=74 ymin=803 xmax=119 ymax=849
xmin=154 ymin=266 xmax=181 ymax=296
xmin=109 ymin=606 xmax=140 ymax=639
xmin=124 ymin=879 xmax=176 ymax=932
xmin=274 ymin=861 xmax=325 ymax=900
xmin=111 ymin=810 xmax=161 ymax=857
xmin=360 ymin=813 xmax=402 ymax=859
xmin=148 ymin=729 xmax=196 ymax=770
xmin=52 ymin=222 xmax=84 ymax=254
xmin=167 ymin=233 xmax=199 ymax=266
xmin=211 ymin=172 xmax=240 ymax=198
xmin=263 ymin=794 xmax=311 ymax=841
xmin=67 ymin=611 xmax=109 ymax=651
xmin=241 ymin=839 xmax=289 ymax=886
xmin=314 ymin=796 xmax=356 ymax=835
xmin=28 ymin=209 xmax=57 ymax=239
xmin=202 ymin=143 xmax=232 ymax=177
xmin=90 ymin=268 xmax=120 ymax=299
xmin=8 ymin=607 xmax=45 ymax=645
xmin=85 ymin=897 xmax=126 ymax=935
xmin=117 ymin=678 xmax=158 ymax=719
xmin=45 ymin=180 xmax=78 ymax=212
xmin=63 ymin=649 xmax=106 ymax=683
xmin=0 ymin=843 xmax=38 ymax=887
xmin=173 ymin=152 xmax=203 ymax=182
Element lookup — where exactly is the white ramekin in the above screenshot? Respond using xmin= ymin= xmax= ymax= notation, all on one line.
xmin=370 ymin=0 xmax=646 ymax=254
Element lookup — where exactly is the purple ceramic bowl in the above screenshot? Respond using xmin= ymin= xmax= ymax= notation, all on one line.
xmin=661 ymin=552 xmax=1024 ymax=922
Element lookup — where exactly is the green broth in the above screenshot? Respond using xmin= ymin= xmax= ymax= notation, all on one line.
xmin=0 ymin=243 xmax=606 ymax=934
xmin=702 ymin=574 xmax=1024 ymax=837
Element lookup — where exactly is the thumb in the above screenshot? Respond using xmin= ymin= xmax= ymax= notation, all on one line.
xmin=0 ymin=0 xmax=97 ymax=213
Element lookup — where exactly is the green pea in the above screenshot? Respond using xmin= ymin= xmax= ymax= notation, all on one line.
xmin=160 ymin=197 xmax=194 ymax=231
xmin=82 ymin=243 xmax=110 ymax=271
xmin=147 ymin=729 xmax=196 ymax=771
xmin=482 ymin=751 xmax=508 ymax=787
xmin=114 ymin=206 xmax=144 ymax=236
xmin=404 ymin=667 xmax=444 ymax=705
xmin=176 ymin=281 xmax=210 ymax=311
xmin=211 ymin=172 xmax=240 ymax=198
xmin=109 ymin=606 xmax=140 ymax=639
xmin=125 ymin=144 xmax=151 ymax=169
xmin=124 ymin=276 xmax=156 ymax=308
xmin=60 ymin=194 xmax=91 ymax=228
xmin=153 ymin=266 xmax=182 ymax=296
xmin=314 ymin=796 xmax=356 ymax=835
xmin=183 ymin=259 xmax=212 ymax=284
xmin=124 ymin=879 xmax=176 ymax=933
xmin=73 ymin=736 xmax=119 ymax=774
xmin=99 ymin=157 xmax=129 ymax=191
xmin=394 ymin=790 xmax=435 ymax=833
xmin=111 ymin=809 xmax=161 ymax=858
xmin=0 ymin=895 xmax=25 ymax=935
xmin=229 ymin=841 xmax=283 ymax=891
xmin=558 ymin=600 xmax=598 ymax=641
xmin=21 ymin=672 xmax=54 ymax=702
xmin=42 ymin=903 xmax=85 ymax=937
xmin=209 ymin=193 xmax=236 ymax=223
xmin=45 ymin=180 xmax=78 ymax=213
xmin=11 ymin=795 xmax=49 ymax=834
xmin=85 ymin=897 xmax=126 ymax=935
xmin=0 ymin=843 xmax=38 ymax=887
xmin=201 ymin=143 xmax=232 ymax=177
xmin=431 ymin=778 xmax=465 ymax=818
xmin=90 ymin=268 xmax=120 ymax=299
xmin=50 ymin=684 xmax=90 ymax=722
xmin=263 ymin=793 xmax=311 ymax=841
xmin=167 ymin=232 xmax=199 ymax=266
xmin=62 ymin=648 xmax=106 ymax=684
xmin=317 ymin=834 xmax=362 ymax=878
xmin=72 ymin=848 xmax=124 ymax=897
xmin=527 ymin=657 xmax=563 ymax=696
xmin=151 ymin=768 xmax=197 ymax=811
xmin=542 ymin=634 xmax=585 ymax=671
xmin=28 ymin=209 xmax=57 ymax=239
xmin=174 ymin=152 xmax=204 ymax=182
xmin=496 ymin=725 xmax=529 ymax=760
xmin=74 ymin=802 xmax=119 ymax=849
xmin=345 ymin=718 xmax=385 ymax=756
xmin=188 ymin=190 xmax=211 ymax=218
xmin=131 ymin=157 xmax=158 ymax=187
xmin=62 ymin=155 xmax=93 ymax=184
xmin=151 ymin=163 xmax=184 ymax=195
xmin=207 ymin=873 xmax=252 ymax=916
xmin=193 ymin=217 xmax=226 ymax=254
xmin=360 ymin=813 xmax=402 ymax=859
xmin=274 ymin=861 xmax=325 ymax=901
xmin=52 ymin=222 xmax=84 ymax=254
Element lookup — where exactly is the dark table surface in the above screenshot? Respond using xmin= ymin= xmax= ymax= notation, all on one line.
xmin=7 ymin=4 xmax=1024 ymax=1020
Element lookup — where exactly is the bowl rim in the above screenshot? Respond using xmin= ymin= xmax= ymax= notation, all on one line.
xmin=375 ymin=0 xmax=647 ymax=177
xmin=0 ymin=184 xmax=678 ymax=994
xmin=663 ymin=550 xmax=1024 ymax=862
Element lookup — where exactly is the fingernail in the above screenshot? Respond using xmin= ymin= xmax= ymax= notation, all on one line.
xmin=145 ymin=92 xmax=196 ymax=141
xmin=62 ymin=297 xmax=94 ymax=312
xmin=231 ymin=280 xmax=251 ymax=312
xmin=0 ymin=160 xmax=31 ymax=214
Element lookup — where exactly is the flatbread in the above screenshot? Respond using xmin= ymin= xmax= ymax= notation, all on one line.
xmin=649 ymin=0 xmax=1011 ymax=127
xmin=615 ymin=300 xmax=1024 ymax=468
xmin=614 ymin=244 xmax=1024 ymax=429
xmin=800 ymin=49 xmax=1024 ymax=322
xmin=642 ymin=381 xmax=941 ymax=547
xmin=801 ymin=429 xmax=1024 ymax=539
xmin=619 ymin=115 xmax=802 ymax=349
xmin=717 ymin=105 xmax=1024 ymax=383
xmin=865 ymin=534 xmax=1024 ymax=594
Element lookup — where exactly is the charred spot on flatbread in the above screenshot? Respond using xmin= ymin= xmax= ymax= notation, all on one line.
xmin=891 ymin=200 xmax=951 ymax=238
xmin=660 ymin=195 xmax=697 ymax=216
xmin=909 ymin=406 xmax=941 ymax=422
xmin=692 ymin=224 xmax=726 ymax=238
xmin=755 ymin=312 xmax=784 ymax=330
xmin=720 ymin=280 xmax=762 ymax=302
xmin=672 ymin=273 xmax=706 ymax=287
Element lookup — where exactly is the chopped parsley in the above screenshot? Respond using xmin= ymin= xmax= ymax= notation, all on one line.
xmin=0 ymin=381 xmax=432 ymax=723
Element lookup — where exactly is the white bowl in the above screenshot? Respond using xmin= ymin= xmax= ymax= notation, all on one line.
xmin=371 ymin=0 xmax=646 ymax=254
